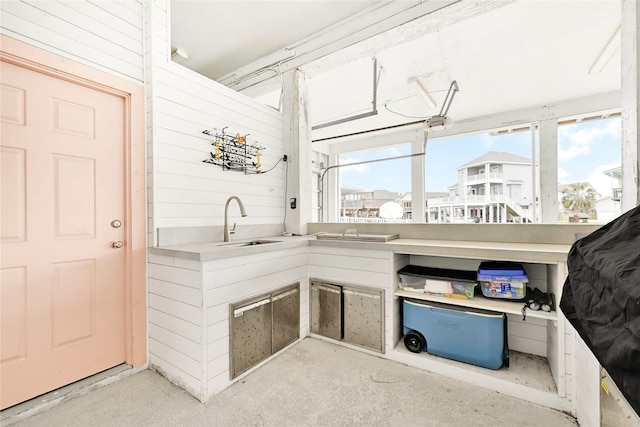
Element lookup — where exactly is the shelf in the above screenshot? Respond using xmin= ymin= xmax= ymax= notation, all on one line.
xmin=390 ymin=342 xmax=561 ymax=402
xmin=395 ymin=289 xmax=557 ymax=321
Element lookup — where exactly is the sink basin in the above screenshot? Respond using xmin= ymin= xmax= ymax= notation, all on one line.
xmin=217 ymin=239 xmax=281 ymax=247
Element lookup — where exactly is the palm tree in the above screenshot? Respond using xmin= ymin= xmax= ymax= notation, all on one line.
xmin=561 ymin=182 xmax=598 ymax=213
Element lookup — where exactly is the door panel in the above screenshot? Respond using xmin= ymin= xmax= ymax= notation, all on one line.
xmin=0 ymin=146 xmax=26 ymax=241
xmin=51 ymin=260 xmax=96 ymax=348
xmin=272 ymin=285 xmax=300 ymax=354
xmin=0 ymin=60 xmax=126 ymax=409
xmin=52 ymin=154 xmax=96 ymax=238
xmin=0 ymin=267 xmax=27 ymax=363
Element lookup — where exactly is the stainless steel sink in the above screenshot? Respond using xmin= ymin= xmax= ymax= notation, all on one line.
xmin=217 ymin=239 xmax=281 ymax=247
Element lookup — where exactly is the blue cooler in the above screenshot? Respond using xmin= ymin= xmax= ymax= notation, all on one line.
xmin=402 ymin=299 xmax=507 ymax=370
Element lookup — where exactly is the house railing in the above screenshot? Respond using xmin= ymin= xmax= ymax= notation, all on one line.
xmin=338 ymin=217 xmax=412 ymax=224
xmin=612 ymin=188 xmax=622 ymax=202
xmin=341 ymin=198 xmax=397 ymax=209
xmin=426 ymin=194 xmax=531 ymax=222
xmin=466 ymin=172 xmax=503 ymax=183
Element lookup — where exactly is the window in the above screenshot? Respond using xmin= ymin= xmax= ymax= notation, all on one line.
xmin=557 ymin=116 xmax=622 ymax=223
xmin=337 ymin=146 xmax=411 ymax=223
xmin=320 ymin=114 xmax=623 ymax=225
xmin=425 ymin=130 xmax=537 ymax=223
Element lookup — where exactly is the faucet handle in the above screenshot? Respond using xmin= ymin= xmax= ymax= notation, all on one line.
xmin=230 ymin=222 xmax=237 ymax=234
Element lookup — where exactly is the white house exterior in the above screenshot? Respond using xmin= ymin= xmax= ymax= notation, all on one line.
xmin=427 ymin=151 xmax=536 ymax=223
xmin=598 ymin=166 xmax=623 ymax=222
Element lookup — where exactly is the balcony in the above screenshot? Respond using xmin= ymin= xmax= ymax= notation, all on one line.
xmin=612 ymin=188 xmax=622 ymax=202
xmin=466 ymin=172 xmax=503 ymax=183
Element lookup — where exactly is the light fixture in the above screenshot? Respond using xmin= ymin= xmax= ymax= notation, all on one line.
xmin=588 ymin=26 xmax=620 ymax=75
xmin=424 ymin=114 xmax=454 ymax=131
xmin=410 ymin=78 xmax=437 ymax=109
xmin=171 ymin=48 xmax=189 ymax=60
xmin=423 ymin=80 xmax=459 ymax=131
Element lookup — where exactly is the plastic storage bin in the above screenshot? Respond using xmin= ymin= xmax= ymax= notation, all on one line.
xmin=398 ymin=265 xmax=477 ymax=299
xmin=477 ymin=261 xmax=528 ymax=300
xmin=402 ymin=299 xmax=507 ymax=370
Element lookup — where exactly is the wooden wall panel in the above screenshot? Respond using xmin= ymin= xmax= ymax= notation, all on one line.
xmin=142 ymin=1 xmax=287 ymax=244
xmin=0 ymin=1 xmax=143 ymax=82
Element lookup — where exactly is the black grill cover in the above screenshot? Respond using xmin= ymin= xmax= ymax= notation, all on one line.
xmin=560 ymin=205 xmax=640 ymax=415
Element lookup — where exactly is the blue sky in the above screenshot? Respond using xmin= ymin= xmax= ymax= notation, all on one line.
xmin=339 ymin=117 xmax=621 ymax=198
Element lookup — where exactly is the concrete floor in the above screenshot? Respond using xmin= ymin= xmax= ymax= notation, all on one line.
xmin=6 ymin=338 xmax=577 ymax=427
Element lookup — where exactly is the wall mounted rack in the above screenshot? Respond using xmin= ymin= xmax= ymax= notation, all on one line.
xmin=202 ymin=127 xmax=265 ymax=174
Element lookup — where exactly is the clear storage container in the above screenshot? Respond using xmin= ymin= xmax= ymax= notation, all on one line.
xmin=477 ymin=261 xmax=528 ymax=300
xmin=398 ymin=265 xmax=477 ymax=299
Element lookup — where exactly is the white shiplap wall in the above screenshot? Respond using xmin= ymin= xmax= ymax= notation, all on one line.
xmin=147 ymin=254 xmax=204 ymax=398
xmin=0 ymin=0 xmax=144 ymax=82
xmin=203 ymin=246 xmax=308 ymax=399
xmin=147 ymin=247 xmax=308 ymax=402
xmin=308 ymin=245 xmax=394 ymax=354
xmin=145 ymin=1 xmax=286 ymax=246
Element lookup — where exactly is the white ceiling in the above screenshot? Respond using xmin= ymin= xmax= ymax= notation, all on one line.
xmin=170 ymin=1 xmax=377 ymax=79
xmin=171 ymin=1 xmax=622 ymax=141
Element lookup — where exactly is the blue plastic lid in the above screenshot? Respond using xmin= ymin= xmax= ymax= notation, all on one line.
xmin=478 ymin=269 xmax=527 ymax=278
xmin=477 ymin=261 xmax=527 ymax=279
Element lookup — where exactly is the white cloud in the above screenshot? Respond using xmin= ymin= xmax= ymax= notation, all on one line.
xmin=340 ymin=157 xmax=370 ymax=174
xmin=380 ymin=147 xmax=404 ymax=157
xmin=480 ymin=134 xmax=494 ymax=150
xmin=558 ymin=120 xmax=620 ymax=161
xmin=587 ymin=163 xmax=620 ymax=199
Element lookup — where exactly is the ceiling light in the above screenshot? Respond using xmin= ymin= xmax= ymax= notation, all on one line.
xmin=171 ymin=48 xmax=189 ymax=60
xmin=423 ymin=80 xmax=459 ymax=132
xmin=588 ymin=26 xmax=620 ymax=75
xmin=410 ymin=78 xmax=437 ymax=109
xmin=424 ymin=115 xmax=454 ymax=131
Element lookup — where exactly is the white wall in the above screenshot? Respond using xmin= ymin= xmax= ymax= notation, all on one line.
xmin=145 ymin=1 xmax=286 ymax=245
xmin=147 ymin=247 xmax=309 ymax=401
xmin=0 ymin=0 xmax=144 ymax=82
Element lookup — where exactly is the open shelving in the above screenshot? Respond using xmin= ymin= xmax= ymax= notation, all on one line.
xmin=394 ymin=289 xmax=557 ymax=321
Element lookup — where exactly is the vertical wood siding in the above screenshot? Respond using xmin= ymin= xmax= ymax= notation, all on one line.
xmin=0 ymin=0 xmax=144 ymax=82
xmin=574 ymin=334 xmax=601 ymax=426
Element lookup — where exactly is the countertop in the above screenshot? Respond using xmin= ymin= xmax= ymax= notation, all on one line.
xmin=149 ymin=235 xmax=314 ymax=261
xmin=310 ymin=238 xmax=572 ymax=263
xmin=150 ymin=235 xmax=572 ymax=264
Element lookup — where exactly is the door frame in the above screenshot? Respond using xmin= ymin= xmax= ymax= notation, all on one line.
xmin=0 ymin=35 xmax=147 ymax=368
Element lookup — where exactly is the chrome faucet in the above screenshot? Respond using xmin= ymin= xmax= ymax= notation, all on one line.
xmin=223 ymin=196 xmax=247 ymax=242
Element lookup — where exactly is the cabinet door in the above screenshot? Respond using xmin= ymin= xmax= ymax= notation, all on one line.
xmin=343 ymin=287 xmax=384 ymax=352
xmin=272 ymin=285 xmax=300 ymax=354
xmin=230 ymin=297 xmax=272 ymax=378
xmin=310 ymin=282 xmax=342 ymax=341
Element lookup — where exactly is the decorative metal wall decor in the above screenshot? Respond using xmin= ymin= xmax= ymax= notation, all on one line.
xmin=202 ymin=127 xmax=265 ymax=173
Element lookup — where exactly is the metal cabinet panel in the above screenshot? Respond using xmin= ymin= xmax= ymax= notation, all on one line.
xmin=230 ymin=297 xmax=272 ymax=378
xmin=272 ymin=285 xmax=300 ymax=354
xmin=343 ymin=287 xmax=384 ymax=352
xmin=310 ymin=282 xmax=342 ymax=341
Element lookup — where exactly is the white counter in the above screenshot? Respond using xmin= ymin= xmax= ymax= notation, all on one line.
xmin=149 ymin=235 xmax=313 ymax=261
xmin=152 ymin=235 xmax=572 ymax=264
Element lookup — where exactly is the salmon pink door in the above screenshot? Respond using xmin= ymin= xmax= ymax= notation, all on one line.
xmin=1 ymin=60 xmax=126 ymax=409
